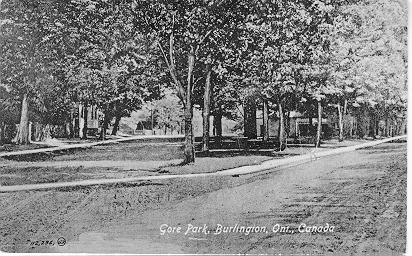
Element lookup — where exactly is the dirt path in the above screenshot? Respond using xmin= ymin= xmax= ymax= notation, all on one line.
xmin=54 ymin=143 xmax=406 ymax=254
xmin=0 ymin=142 xmax=406 ymax=254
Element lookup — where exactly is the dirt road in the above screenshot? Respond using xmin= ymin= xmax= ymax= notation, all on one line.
xmin=0 ymin=142 xmax=406 ymax=254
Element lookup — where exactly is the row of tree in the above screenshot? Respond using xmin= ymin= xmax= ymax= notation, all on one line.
xmin=0 ymin=0 xmax=407 ymax=163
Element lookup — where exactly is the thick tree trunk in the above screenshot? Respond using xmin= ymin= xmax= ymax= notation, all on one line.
xmin=213 ymin=110 xmax=223 ymax=147
xmin=202 ymin=60 xmax=212 ymax=152
xmin=262 ymin=99 xmax=269 ymax=142
xmin=337 ymin=103 xmax=344 ymax=142
xmin=16 ymin=93 xmax=30 ymax=145
xmin=278 ymin=102 xmax=286 ymax=151
xmin=111 ymin=113 xmax=121 ymax=135
xmin=82 ymin=102 xmax=88 ymax=139
xmin=183 ymin=48 xmax=195 ymax=164
xmin=244 ymin=96 xmax=257 ymax=139
xmin=315 ymin=100 xmax=322 ymax=148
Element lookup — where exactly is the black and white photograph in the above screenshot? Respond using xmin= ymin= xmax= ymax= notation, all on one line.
xmin=0 ymin=0 xmax=408 ymax=254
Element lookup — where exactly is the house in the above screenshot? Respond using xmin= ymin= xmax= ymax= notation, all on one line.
xmin=256 ymin=110 xmax=332 ymax=139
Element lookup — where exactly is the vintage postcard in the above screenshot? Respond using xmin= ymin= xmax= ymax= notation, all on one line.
xmin=0 ymin=0 xmax=407 ymax=255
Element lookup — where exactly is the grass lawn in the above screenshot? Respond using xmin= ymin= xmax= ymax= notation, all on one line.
xmin=0 ymin=138 xmax=372 ymax=186
xmin=160 ymin=154 xmax=274 ymax=175
xmin=0 ymin=154 xmax=274 ymax=186
xmin=0 ymin=143 xmax=51 ymax=153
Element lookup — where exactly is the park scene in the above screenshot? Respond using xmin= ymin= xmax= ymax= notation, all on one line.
xmin=0 ymin=0 xmax=408 ymax=254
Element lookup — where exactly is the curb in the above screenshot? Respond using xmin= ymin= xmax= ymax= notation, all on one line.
xmin=0 ymin=135 xmax=406 ymax=192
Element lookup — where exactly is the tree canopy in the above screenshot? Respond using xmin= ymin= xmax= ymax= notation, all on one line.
xmin=0 ymin=0 xmax=407 ymax=162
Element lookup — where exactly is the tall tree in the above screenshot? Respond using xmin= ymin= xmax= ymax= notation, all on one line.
xmin=0 ymin=0 xmax=63 ymax=144
xmin=132 ymin=0 xmax=248 ymax=163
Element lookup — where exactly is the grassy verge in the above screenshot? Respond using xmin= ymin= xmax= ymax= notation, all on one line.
xmin=0 ymin=154 xmax=274 ymax=186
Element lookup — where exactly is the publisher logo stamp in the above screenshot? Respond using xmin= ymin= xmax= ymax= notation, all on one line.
xmin=57 ymin=237 xmax=66 ymax=246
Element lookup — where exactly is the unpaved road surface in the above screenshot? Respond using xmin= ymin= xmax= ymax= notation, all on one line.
xmin=0 ymin=142 xmax=406 ymax=254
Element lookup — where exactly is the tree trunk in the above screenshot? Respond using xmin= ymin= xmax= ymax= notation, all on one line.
xmin=16 ymin=93 xmax=30 ymax=145
xmin=278 ymin=102 xmax=286 ymax=151
xmin=343 ymin=98 xmax=348 ymax=114
xmin=369 ymin=111 xmax=376 ymax=139
xmin=308 ymin=114 xmax=313 ymax=136
xmin=352 ymin=116 xmax=357 ymax=138
xmin=68 ymin=110 xmax=74 ymax=138
xmin=151 ymin=108 xmax=154 ymax=135
xmin=375 ymin=119 xmax=379 ymax=137
xmin=82 ymin=102 xmax=88 ymax=139
xmin=202 ymin=60 xmax=212 ymax=152
xmin=394 ymin=118 xmax=400 ymax=136
xmin=385 ymin=115 xmax=390 ymax=137
xmin=64 ymin=122 xmax=70 ymax=138
xmin=183 ymin=48 xmax=195 ymax=164
xmin=337 ymin=102 xmax=344 ymax=142
xmin=244 ymin=96 xmax=257 ymax=139
xmin=262 ymin=99 xmax=269 ymax=142
xmin=213 ymin=109 xmax=223 ymax=147
xmin=285 ymin=110 xmax=291 ymax=139
xmin=74 ymin=109 xmax=79 ymax=138
xmin=100 ymin=111 xmax=110 ymax=140
xmin=348 ymin=115 xmax=354 ymax=138
xmin=315 ymin=100 xmax=322 ymax=148
xmin=0 ymin=121 xmax=4 ymax=145
xmin=111 ymin=112 xmax=121 ymax=135
xmin=357 ymin=108 xmax=366 ymax=138
xmin=214 ymin=111 xmax=222 ymax=137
